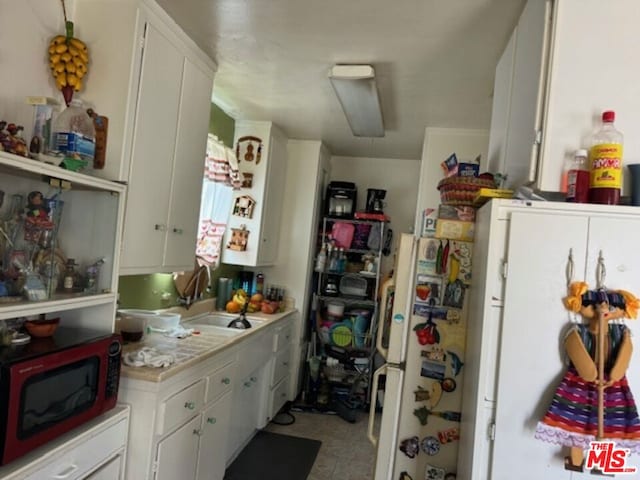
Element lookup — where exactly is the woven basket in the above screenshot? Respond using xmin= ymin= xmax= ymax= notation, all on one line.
xmin=437 ymin=176 xmax=495 ymax=206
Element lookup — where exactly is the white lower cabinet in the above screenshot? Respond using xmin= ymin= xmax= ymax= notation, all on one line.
xmin=156 ymin=416 xmax=201 ymax=480
xmin=228 ymin=366 xmax=267 ymax=460
xmin=197 ymin=392 xmax=233 ymax=480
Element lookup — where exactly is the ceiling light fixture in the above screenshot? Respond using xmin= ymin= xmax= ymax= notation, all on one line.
xmin=329 ymin=65 xmax=385 ymax=138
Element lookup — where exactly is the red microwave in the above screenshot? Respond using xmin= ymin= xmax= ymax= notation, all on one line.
xmin=0 ymin=328 xmax=122 ymax=465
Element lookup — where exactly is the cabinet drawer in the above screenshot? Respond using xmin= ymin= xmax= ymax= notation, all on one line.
xmin=158 ymin=380 xmax=205 ymax=435
xmin=206 ymin=360 xmax=236 ymax=404
xmin=271 ymin=346 xmax=291 ymax=387
xmin=273 ymin=323 xmax=293 ymax=352
xmin=267 ymin=377 xmax=289 ymax=422
xmin=26 ymin=418 xmax=127 ymax=480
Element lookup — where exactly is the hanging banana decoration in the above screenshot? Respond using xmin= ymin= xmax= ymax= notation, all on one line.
xmin=48 ymin=0 xmax=90 ymax=105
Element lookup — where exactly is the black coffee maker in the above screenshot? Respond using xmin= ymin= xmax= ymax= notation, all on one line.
xmin=366 ymin=189 xmax=386 ymax=213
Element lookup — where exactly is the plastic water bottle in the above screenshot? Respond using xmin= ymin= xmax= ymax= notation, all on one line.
xmin=589 ymin=110 xmax=623 ymax=205
xmin=52 ymin=99 xmax=95 ymax=162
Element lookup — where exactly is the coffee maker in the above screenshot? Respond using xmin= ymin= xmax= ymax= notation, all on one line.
xmin=366 ymin=189 xmax=386 ymax=213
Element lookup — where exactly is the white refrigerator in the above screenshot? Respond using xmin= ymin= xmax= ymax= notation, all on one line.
xmin=369 ymin=233 xmax=471 ymax=480
xmin=457 ymin=199 xmax=640 ymax=480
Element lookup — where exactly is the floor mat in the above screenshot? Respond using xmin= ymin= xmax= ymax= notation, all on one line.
xmin=224 ymin=431 xmax=322 ymax=480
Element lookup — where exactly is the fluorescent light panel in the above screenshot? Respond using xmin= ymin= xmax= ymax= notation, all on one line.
xmin=329 ymin=65 xmax=384 ymax=137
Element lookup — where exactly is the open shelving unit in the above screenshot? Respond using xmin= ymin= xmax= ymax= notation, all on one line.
xmin=311 ymin=216 xmax=386 ymax=413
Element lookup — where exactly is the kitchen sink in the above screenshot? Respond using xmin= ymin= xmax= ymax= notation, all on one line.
xmin=186 ymin=314 xmax=265 ymax=330
xmin=182 ymin=323 xmax=246 ymax=337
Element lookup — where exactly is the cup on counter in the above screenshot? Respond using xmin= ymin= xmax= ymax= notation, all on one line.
xmin=216 ymin=277 xmax=232 ymax=310
xmin=118 ymin=312 xmax=147 ymax=343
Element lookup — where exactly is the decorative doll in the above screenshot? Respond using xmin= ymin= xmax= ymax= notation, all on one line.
xmin=535 ymin=281 xmax=640 ymax=471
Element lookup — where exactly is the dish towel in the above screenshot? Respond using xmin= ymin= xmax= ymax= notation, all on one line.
xmin=123 ymin=347 xmax=176 ymax=368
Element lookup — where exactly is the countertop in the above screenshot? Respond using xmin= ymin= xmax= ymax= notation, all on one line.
xmin=120 ymin=306 xmax=295 ymax=383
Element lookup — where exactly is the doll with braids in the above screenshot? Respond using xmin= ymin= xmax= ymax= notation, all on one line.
xmin=535 ymin=281 xmax=640 ymax=471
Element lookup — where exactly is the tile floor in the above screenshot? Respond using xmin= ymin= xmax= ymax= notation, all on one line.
xmin=265 ymin=408 xmax=379 ymax=480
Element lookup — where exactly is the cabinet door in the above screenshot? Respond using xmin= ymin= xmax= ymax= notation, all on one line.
xmin=196 ymin=391 xmax=232 ymax=480
xmin=120 ymin=22 xmax=183 ymax=270
xmin=487 ymin=28 xmax=516 ymax=176
xmin=228 ymin=370 xmax=263 ymax=459
xmin=491 ymin=211 xmax=588 ymax=480
xmin=503 ymin=0 xmax=553 ymax=189
xmin=256 ymin=131 xmax=287 ymax=265
xmin=164 ymin=58 xmax=213 ymax=270
xmin=155 ymin=415 xmax=200 ymax=480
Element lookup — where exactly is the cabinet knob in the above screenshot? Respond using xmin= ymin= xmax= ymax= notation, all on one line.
xmin=221 ymin=377 xmax=231 ymax=385
xmin=244 ymin=381 xmax=252 ymax=388
xmin=262 ymin=238 xmax=267 ymax=243
xmin=283 ymin=361 xmax=289 ymax=366
xmin=281 ymin=392 xmax=286 ymax=398
xmin=154 ymin=224 xmax=167 ymax=231
xmin=193 ymin=428 xmax=204 ymax=437
xmin=172 ymin=227 xmax=184 ymax=234
xmin=184 ymin=401 xmax=196 ymax=410
xmin=250 ymin=376 xmax=257 ymax=383
xmin=207 ymin=417 xmax=217 ymax=425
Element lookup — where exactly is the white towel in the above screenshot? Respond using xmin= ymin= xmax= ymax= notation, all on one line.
xmin=123 ymin=347 xmax=176 ymax=368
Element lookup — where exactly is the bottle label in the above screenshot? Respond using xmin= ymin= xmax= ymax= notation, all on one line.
xmin=55 ymin=132 xmax=95 ymax=160
xmin=590 ymin=143 xmax=622 ymax=189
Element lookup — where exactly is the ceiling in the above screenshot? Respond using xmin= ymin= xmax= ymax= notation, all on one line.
xmin=157 ymin=0 xmax=526 ymax=160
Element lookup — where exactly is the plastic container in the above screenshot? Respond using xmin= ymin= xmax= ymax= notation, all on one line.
xmin=52 ymin=99 xmax=95 ymax=161
xmin=566 ymin=149 xmax=589 ymax=203
xmin=589 ymin=110 xmax=623 ymax=205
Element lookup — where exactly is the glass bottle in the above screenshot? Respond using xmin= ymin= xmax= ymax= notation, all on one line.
xmin=566 ymin=149 xmax=590 ymax=203
xmin=63 ymin=258 xmax=78 ymax=292
xmin=315 ymin=243 xmax=327 ymax=272
xmin=589 ymin=110 xmax=623 ymax=205
xmin=53 ymin=98 xmax=96 ymax=162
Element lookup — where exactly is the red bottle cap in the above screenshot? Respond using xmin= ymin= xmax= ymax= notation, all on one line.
xmin=602 ymin=110 xmax=615 ymax=123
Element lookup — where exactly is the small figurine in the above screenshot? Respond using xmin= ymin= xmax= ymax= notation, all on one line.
xmin=23 ymin=192 xmax=54 ymax=242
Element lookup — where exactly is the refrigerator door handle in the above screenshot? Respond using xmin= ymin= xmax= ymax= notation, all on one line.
xmin=376 ymin=284 xmax=391 ymax=359
xmin=368 ymin=363 xmax=387 ymax=446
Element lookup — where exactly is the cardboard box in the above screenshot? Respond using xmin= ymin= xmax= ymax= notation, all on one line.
xmin=435 ymin=219 xmax=474 ymax=242
xmin=421 ymin=208 xmax=438 ymax=237
xmin=437 ymin=205 xmax=476 ymax=222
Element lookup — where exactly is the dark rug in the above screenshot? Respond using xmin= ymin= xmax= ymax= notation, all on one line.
xmin=224 ymin=431 xmax=322 ymax=480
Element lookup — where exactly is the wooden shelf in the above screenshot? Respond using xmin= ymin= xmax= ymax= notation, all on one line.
xmin=0 ymin=293 xmax=116 ymax=320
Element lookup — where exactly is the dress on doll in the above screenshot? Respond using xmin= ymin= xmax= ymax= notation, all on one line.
xmin=535 ymin=283 xmax=640 ymax=470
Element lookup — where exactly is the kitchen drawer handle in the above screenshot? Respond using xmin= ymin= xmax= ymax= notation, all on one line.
xmin=154 ymin=223 xmax=167 ymax=231
xmin=244 ymin=381 xmax=252 ymax=388
xmin=221 ymin=377 xmax=231 ymax=385
xmin=207 ymin=417 xmax=217 ymax=425
xmin=172 ymin=227 xmax=184 ymax=234
xmin=184 ymin=401 xmax=196 ymax=410
xmin=193 ymin=428 xmax=204 ymax=436
xmin=52 ymin=464 xmax=78 ymax=479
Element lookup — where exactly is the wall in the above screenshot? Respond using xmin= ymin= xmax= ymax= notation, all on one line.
xmin=414 ymin=128 xmax=489 ymax=234
xmin=0 ymin=0 xmax=68 ymax=140
xmin=247 ymin=140 xmax=330 ymax=398
xmin=329 ymin=155 xmax=421 ymax=275
xmin=118 ymin=102 xmax=240 ymax=309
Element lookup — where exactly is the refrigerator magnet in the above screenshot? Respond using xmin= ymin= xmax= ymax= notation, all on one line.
xmin=441 ymin=377 xmax=457 ymax=393
xmin=421 ymin=436 xmax=441 ymax=456
xmin=399 ymin=436 xmax=420 ymax=458
xmin=425 ymin=464 xmax=446 ymax=480
xmin=413 ymin=406 xmax=429 ymax=426
xmin=447 ymin=350 xmax=464 ymax=376
xmin=437 ymin=427 xmax=460 ymax=444
xmin=415 ymin=274 xmax=442 ymax=306
xmin=420 ymin=359 xmax=446 ymax=380
xmin=421 ymin=347 xmax=446 ymax=362
xmin=443 ymin=279 xmax=465 ymax=309
xmin=413 ymin=385 xmax=431 ymax=402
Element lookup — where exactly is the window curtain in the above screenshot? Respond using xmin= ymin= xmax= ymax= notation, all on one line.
xmin=196 ymin=135 xmax=238 ymax=267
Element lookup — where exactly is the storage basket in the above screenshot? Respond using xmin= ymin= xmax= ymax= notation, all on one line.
xmin=339 ymin=274 xmax=368 ymax=297
xmin=437 ymin=176 xmax=495 ymax=206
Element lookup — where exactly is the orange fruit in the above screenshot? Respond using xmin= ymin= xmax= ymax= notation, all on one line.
xmin=226 ymin=301 xmax=241 ymax=313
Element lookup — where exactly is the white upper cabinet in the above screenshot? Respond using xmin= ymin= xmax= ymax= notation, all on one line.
xmin=222 ymin=121 xmax=288 ymax=267
xmin=491 ymin=0 xmax=640 ymax=193
xmin=74 ymin=0 xmax=215 ymax=274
